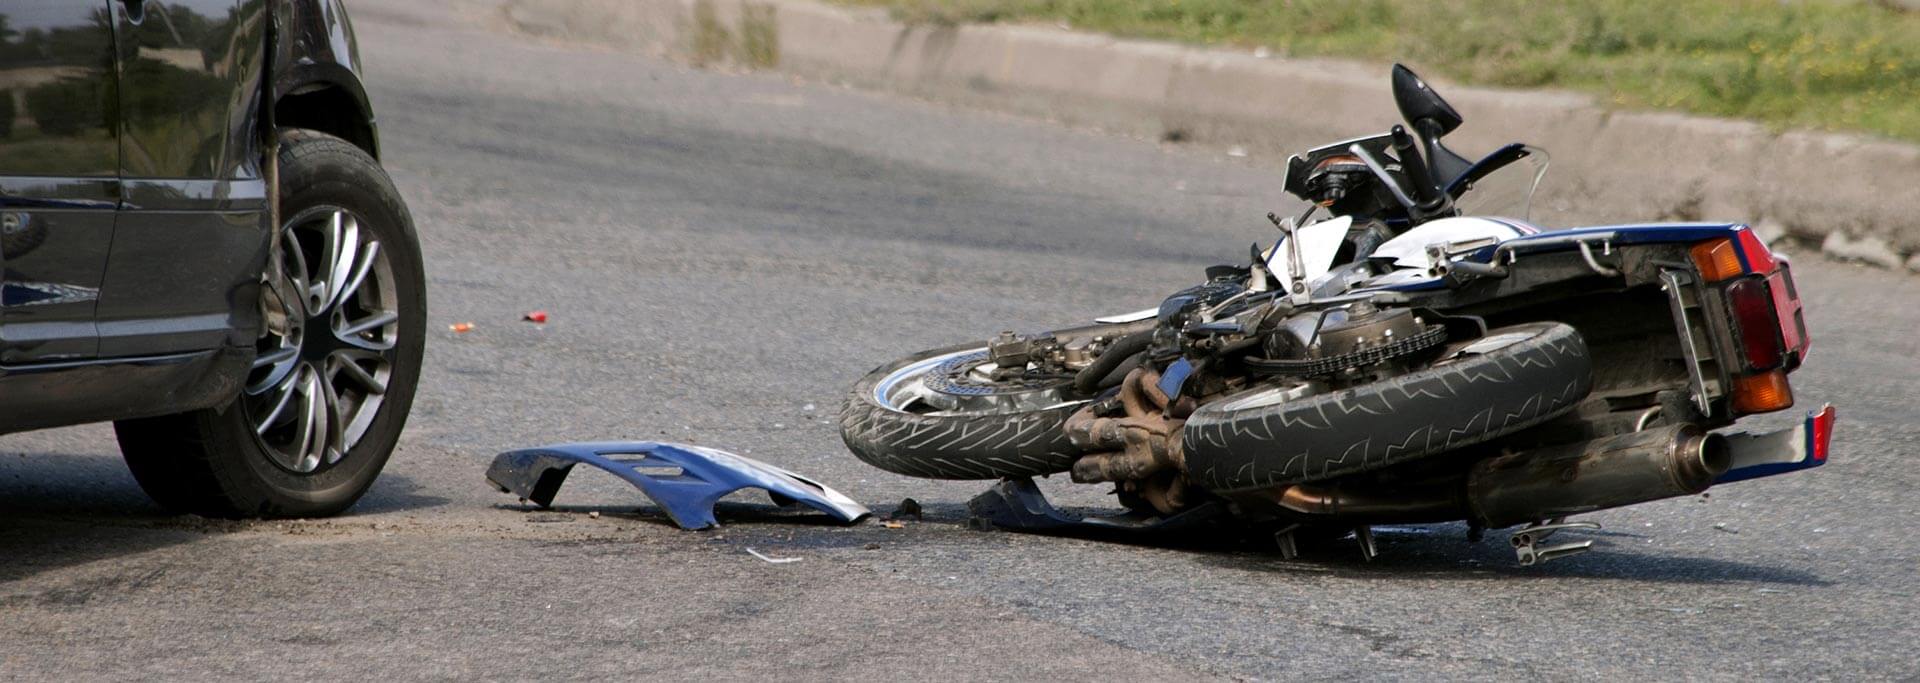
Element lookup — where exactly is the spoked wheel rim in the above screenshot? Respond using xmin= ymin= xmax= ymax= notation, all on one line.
xmin=873 ymin=348 xmax=1086 ymax=417
xmin=244 ymin=207 xmax=400 ymax=475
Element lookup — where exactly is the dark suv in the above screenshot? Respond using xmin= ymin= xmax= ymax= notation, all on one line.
xmin=0 ymin=0 xmax=424 ymax=517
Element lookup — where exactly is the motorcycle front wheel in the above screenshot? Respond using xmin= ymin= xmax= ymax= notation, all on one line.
xmin=839 ymin=339 xmax=1096 ymax=480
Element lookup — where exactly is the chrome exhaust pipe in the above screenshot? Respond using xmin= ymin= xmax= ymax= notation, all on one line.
xmin=1467 ymin=424 xmax=1731 ymax=528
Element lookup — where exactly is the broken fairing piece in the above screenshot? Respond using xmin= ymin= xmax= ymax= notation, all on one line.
xmin=487 ymin=441 xmax=871 ymax=530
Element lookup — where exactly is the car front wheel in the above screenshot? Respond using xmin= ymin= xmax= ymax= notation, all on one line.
xmin=115 ymin=129 xmax=427 ymax=518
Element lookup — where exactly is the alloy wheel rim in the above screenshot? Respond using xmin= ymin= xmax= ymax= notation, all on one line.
xmin=244 ymin=208 xmax=400 ymax=474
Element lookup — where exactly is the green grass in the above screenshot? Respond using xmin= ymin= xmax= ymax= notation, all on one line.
xmin=836 ymin=0 xmax=1920 ymax=143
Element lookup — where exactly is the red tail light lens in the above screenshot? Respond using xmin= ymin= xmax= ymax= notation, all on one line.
xmin=1726 ymin=276 xmax=1784 ymax=370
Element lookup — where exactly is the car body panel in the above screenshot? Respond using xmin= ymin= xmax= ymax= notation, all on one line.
xmin=272 ymin=0 xmax=377 ymax=157
xmin=100 ymin=1 xmax=271 ymax=357
xmin=0 ymin=0 xmax=378 ymax=436
xmin=0 ymin=1 xmax=121 ymax=363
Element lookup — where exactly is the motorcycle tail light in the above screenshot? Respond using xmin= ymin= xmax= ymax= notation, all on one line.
xmin=1727 ymin=276 xmax=1784 ymax=370
xmin=1735 ymin=227 xmax=1776 ymax=274
xmin=1770 ymin=263 xmax=1809 ymax=361
xmin=1691 ymin=238 xmax=1742 ymax=282
xmin=1732 ymin=370 xmax=1794 ymax=414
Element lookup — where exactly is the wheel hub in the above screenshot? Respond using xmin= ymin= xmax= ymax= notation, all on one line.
xmin=244 ymin=208 xmax=399 ymax=475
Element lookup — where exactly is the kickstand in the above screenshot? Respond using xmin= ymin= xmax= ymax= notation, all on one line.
xmin=1273 ymin=524 xmax=1302 ymax=560
xmin=1354 ymin=525 xmax=1378 ymax=562
xmin=1510 ymin=517 xmax=1600 ymax=566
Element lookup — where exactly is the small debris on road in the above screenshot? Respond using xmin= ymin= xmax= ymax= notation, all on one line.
xmin=588 ymin=511 xmax=600 ymax=519
xmin=523 ymin=310 xmax=548 ymax=323
xmin=745 ymin=548 xmax=800 ymax=564
xmin=1226 ymin=145 xmax=1249 ymax=158
xmin=888 ymin=497 xmax=923 ymax=521
xmin=881 ymin=521 xmax=905 ymax=529
xmin=449 ymin=322 xmax=474 ymax=333
xmin=862 ymin=543 xmax=881 ymax=550
xmin=1713 ymin=522 xmax=1739 ymax=533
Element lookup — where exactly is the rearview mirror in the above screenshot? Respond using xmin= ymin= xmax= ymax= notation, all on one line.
xmin=1391 ymin=64 xmax=1462 ymax=137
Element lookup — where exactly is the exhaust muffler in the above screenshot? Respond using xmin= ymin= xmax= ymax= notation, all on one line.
xmin=1467 ymin=424 xmax=1731 ymax=528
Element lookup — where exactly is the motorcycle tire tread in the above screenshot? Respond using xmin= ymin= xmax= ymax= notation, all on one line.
xmin=1182 ymin=322 xmax=1592 ymax=492
xmin=839 ymin=343 xmax=1082 ymax=480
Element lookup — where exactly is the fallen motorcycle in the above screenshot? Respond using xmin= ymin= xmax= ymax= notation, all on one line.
xmin=838 ymin=64 xmax=1832 ymax=565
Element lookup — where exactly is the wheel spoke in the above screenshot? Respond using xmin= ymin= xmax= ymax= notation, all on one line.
xmin=335 ymin=309 xmax=399 ymax=345
xmin=330 ymin=349 xmax=388 ymax=395
xmin=281 ymin=224 xmax=313 ymax=316
xmin=251 ymin=345 xmax=299 ymax=371
xmin=334 ymin=240 xmax=382 ymax=312
xmin=247 ymin=346 xmax=301 ymax=395
xmin=293 ymin=370 xmax=328 ymax=472
xmin=253 ymin=372 xmax=300 ymax=435
xmin=322 ymin=212 xmax=360 ymax=312
xmin=319 ymin=373 xmax=348 ymax=465
xmin=264 ymin=263 xmax=308 ymax=326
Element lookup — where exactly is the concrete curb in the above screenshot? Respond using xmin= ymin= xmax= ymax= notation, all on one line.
xmin=502 ymin=0 xmax=1920 ymax=273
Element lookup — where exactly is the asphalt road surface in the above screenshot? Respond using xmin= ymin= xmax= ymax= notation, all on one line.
xmin=4 ymin=2 xmax=1916 ymax=679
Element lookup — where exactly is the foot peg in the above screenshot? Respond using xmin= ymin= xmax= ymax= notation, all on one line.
xmin=1510 ymin=518 xmax=1599 ymax=566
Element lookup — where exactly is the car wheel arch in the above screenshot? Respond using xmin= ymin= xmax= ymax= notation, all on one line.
xmin=273 ymin=79 xmax=378 ymax=160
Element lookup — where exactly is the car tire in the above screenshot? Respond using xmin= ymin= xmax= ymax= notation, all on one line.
xmin=115 ymin=129 xmax=426 ymax=518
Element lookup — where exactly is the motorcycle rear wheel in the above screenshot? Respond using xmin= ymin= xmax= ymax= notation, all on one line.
xmin=1182 ymin=322 xmax=1592 ymax=492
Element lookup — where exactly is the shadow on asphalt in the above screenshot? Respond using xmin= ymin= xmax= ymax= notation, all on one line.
xmin=881 ymin=500 xmax=1833 ymax=587
xmin=0 ymin=451 xmax=448 ymax=586
xmin=1186 ymin=534 xmax=1833 ymax=587
xmin=0 ymin=450 xmax=448 ymax=518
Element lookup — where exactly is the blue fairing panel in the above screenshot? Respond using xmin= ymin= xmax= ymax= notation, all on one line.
xmin=488 ymin=441 xmax=871 ymax=529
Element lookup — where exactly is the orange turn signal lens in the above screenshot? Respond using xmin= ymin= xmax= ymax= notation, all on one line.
xmin=1690 ymin=238 xmax=1743 ymax=282
xmin=1732 ymin=370 xmax=1794 ymax=414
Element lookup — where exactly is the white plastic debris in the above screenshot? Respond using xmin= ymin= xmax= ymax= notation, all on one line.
xmin=746 ymin=548 xmax=800 ymax=564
